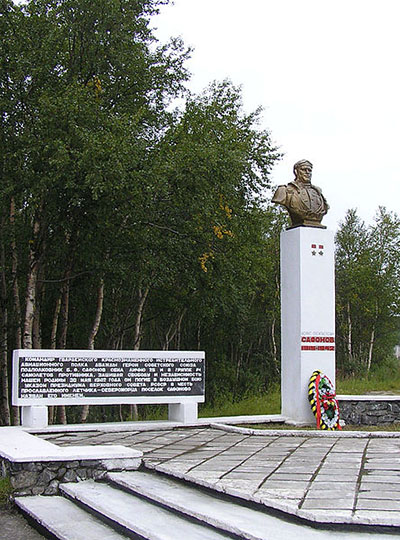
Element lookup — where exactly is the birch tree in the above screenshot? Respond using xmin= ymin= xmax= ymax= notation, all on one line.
xmin=336 ymin=208 xmax=400 ymax=375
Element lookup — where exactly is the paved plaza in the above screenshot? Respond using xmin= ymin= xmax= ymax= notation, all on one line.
xmin=40 ymin=424 xmax=400 ymax=529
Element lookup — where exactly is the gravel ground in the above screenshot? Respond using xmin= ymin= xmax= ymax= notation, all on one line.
xmin=0 ymin=504 xmax=45 ymax=540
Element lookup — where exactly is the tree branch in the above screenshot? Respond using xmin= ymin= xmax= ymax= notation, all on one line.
xmin=38 ymin=270 xmax=93 ymax=283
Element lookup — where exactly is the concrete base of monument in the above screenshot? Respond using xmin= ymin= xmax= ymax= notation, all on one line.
xmin=21 ymin=405 xmax=48 ymax=429
xmin=280 ymin=227 xmax=336 ymax=425
xmin=283 ymin=418 xmax=314 ymax=427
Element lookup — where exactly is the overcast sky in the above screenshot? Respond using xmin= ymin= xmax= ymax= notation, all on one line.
xmin=153 ymin=0 xmax=400 ymax=231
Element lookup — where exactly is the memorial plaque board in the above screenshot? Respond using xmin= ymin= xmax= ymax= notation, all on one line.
xmin=12 ymin=350 xmax=205 ymax=406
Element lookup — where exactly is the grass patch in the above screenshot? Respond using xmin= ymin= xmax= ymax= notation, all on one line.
xmin=199 ymin=387 xmax=281 ymax=418
xmin=0 ymin=477 xmax=12 ymax=505
xmin=336 ymin=360 xmax=400 ymax=394
xmin=201 ymin=371 xmax=400 ymax=420
xmin=336 ymin=372 xmax=400 ymax=395
xmin=199 ymin=371 xmax=400 ymax=419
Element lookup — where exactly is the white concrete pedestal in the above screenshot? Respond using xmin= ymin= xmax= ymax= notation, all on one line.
xmin=168 ymin=402 xmax=198 ymax=423
xmin=21 ymin=406 xmax=48 ymax=429
xmin=280 ymin=227 xmax=335 ymax=423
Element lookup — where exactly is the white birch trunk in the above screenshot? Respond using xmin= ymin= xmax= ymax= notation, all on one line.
xmin=347 ymin=301 xmax=352 ymax=360
xmin=22 ymin=214 xmax=41 ymax=349
xmin=367 ymin=301 xmax=379 ymax=372
xmin=131 ymin=286 xmax=150 ymax=421
xmin=0 ymin=230 xmax=11 ymax=425
xmin=57 ymin=271 xmax=71 ymax=425
xmin=80 ymin=278 xmax=104 ymax=423
xmin=9 ymin=198 xmax=21 ymax=425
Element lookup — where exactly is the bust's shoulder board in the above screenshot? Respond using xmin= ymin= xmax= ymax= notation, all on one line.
xmin=287 ymin=182 xmax=301 ymax=192
xmin=272 ymin=185 xmax=288 ymax=204
xmin=312 ymin=184 xmax=323 ymax=194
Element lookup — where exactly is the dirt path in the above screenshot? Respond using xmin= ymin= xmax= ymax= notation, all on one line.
xmin=0 ymin=504 xmax=45 ymax=540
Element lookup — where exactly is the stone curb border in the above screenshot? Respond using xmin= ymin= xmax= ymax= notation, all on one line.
xmin=338 ymin=394 xmax=400 ymax=400
xmin=211 ymin=422 xmax=400 ymax=438
xmin=25 ymin=415 xmax=289 ymax=434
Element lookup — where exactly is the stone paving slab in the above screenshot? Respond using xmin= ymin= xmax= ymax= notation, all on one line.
xmin=301 ymin=498 xmax=355 ymax=510
xmin=358 ymin=490 xmax=400 ymax=500
xmin=37 ymin=424 xmax=400 ymax=529
xmin=357 ymin=499 xmax=400 ymax=511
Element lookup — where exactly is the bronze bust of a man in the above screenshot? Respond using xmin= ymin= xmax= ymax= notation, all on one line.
xmin=272 ymin=160 xmax=329 ymax=228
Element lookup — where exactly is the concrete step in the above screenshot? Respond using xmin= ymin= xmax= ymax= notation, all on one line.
xmin=60 ymin=479 xmax=232 ymax=539
xmin=15 ymin=472 xmax=390 ymax=540
xmin=108 ymin=470 xmax=390 ymax=540
xmin=108 ymin=470 xmax=308 ymax=540
xmin=14 ymin=495 xmax=129 ymax=540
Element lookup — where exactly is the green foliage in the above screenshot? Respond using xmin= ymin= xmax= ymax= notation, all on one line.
xmin=336 ymin=358 xmax=400 ymax=394
xmin=335 ymin=207 xmax=400 ymax=375
xmin=0 ymin=0 xmax=283 ymax=424
xmin=199 ymin=386 xmax=281 ymax=417
xmin=0 ymin=477 xmax=12 ymax=504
